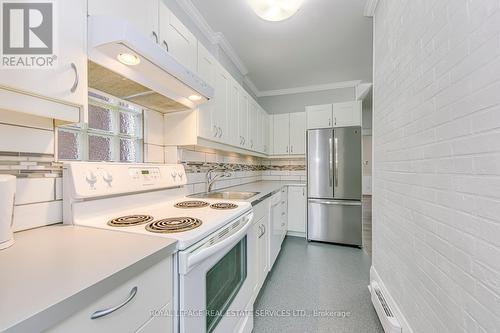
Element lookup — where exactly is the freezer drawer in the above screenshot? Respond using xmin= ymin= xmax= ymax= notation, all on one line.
xmin=307 ymin=199 xmax=362 ymax=246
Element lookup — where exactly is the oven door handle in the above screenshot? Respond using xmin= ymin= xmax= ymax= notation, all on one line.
xmin=179 ymin=212 xmax=253 ymax=274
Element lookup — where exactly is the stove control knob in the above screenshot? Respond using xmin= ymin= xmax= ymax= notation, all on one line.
xmin=86 ymin=171 xmax=97 ymax=187
xmin=103 ymin=171 xmax=113 ymax=186
xmin=170 ymin=170 xmax=177 ymax=180
xmin=178 ymin=171 xmax=184 ymax=180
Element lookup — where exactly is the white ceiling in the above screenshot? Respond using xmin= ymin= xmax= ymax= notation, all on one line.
xmin=190 ymin=0 xmax=373 ymax=92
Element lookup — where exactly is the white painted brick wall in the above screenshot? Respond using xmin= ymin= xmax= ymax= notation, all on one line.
xmin=372 ymin=0 xmax=500 ymax=332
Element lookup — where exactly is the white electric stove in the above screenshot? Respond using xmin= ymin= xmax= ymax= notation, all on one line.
xmin=63 ymin=162 xmax=255 ymax=333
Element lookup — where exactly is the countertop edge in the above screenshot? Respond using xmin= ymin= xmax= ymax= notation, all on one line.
xmin=4 ymin=241 xmax=177 ymax=333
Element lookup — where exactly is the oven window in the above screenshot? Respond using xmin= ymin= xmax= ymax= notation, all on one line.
xmin=206 ymin=236 xmax=247 ymax=333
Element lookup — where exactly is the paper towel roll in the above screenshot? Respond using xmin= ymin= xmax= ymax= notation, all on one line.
xmin=0 ymin=175 xmax=16 ymax=250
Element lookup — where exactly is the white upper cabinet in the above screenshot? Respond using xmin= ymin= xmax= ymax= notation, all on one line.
xmin=158 ymin=2 xmax=198 ymax=72
xmin=289 ymin=112 xmax=306 ymax=155
xmin=273 ymin=114 xmax=290 ymax=155
xmin=306 ymin=102 xmax=361 ymax=129
xmin=262 ymin=111 xmax=270 ymax=154
xmin=0 ymin=0 xmax=87 ymax=122
xmin=197 ymin=43 xmax=216 ymax=87
xmin=213 ymin=64 xmax=229 ymax=142
xmin=306 ymin=104 xmax=333 ymax=129
xmin=238 ymin=92 xmax=249 ymax=149
xmin=227 ymin=78 xmax=240 ymax=146
xmin=332 ymin=101 xmax=362 ymax=127
xmin=88 ymin=0 xmax=159 ymax=42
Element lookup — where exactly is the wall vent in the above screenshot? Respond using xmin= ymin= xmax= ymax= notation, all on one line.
xmin=370 ymin=281 xmax=402 ymax=333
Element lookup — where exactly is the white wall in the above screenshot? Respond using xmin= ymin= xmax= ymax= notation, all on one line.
xmin=372 ymin=0 xmax=500 ymax=332
xmin=258 ymin=87 xmax=355 ymax=114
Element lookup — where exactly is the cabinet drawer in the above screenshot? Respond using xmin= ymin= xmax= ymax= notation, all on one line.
xmin=46 ymin=257 xmax=173 ymax=333
xmin=135 ymin=303 xmax=172 ymax=333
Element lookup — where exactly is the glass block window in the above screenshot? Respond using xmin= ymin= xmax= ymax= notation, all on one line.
xmin=57 ymin=90 xmax=143 ymax=162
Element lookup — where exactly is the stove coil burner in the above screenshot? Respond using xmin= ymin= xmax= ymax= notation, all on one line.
xmin=146 ymin=217 xmax=202 ymax=233
xmin=174 ymin=200 xmax=210 ymax=209
xmin=210 ymin=203 xmax=239 ymax=210
xmin=107 ymin=215 xmax=154 ymax=227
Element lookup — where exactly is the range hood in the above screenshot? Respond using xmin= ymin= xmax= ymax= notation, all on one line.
xmin=88 ymin=15 xmax=214 ymax=113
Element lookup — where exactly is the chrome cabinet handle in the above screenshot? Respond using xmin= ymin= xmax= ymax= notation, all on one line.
xmin=70 ymin=63 xmax=78 ymax=93
xmin=329 ymin=137 xmax=333 ymax=187
xmin=291 ymin=145 xmax=293 ymax=154
xmin=258 ymin=225 xmax=264 ymax=238
xmin=286 ymin=146 xmax=289 ymax=153
xmin=91 ymin=287 xmax=137 ymax=320
xmin=261 ymin=224 xmax=266 ymax=236
xmin=152 ymin=31 xmax=158 ymax=43
xmin=162 ymin=40 xmax=169 ymax=51
xmin=334 ymin=137 xmax=339 ymax=187
xmin=218 ymin=127 xmax=223 ymax=138
xmin=334 ymin=117 xmax=337 ymax=126
xmin=328 ymin=118 xmax=331 ymax=127
xmin=281 ymin=222 xmax=285 ymax=227
xmin=213 ymin=125 xmax=218 ymax=137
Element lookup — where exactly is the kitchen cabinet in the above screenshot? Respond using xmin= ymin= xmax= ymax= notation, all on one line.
xmin=289 ymin=112 xmax=306 ymax=155
xmin=88 ymin=0 xmax=158 ymax=42
xmin=213 ymin=64 xmax=230 ymax=142
xmin=287 ymin=186 xmax=307 ymax=236
xmin=46 ymin=256 xmax=173 ymax=333
xmin=197 ymin=43 xmax=217 ymax=88
xmin=269 ymin=188 xmax=288 ymax=269
xmin=158 ymin=1 xmax=197 ymax=72
xmin=250 ymin=199 xmax=270 ymax=302
xmin=228 ymin=78 xmax=240 ymax=146
xmin=271 ymin=112 xmax=305 ymax=156
xmin=248 ymin=102 xmax=259 ymax=151
xmin=306 ymin=102 xmax=362 ymax=129
xmin=0 ymin=0 xmax=87 ymax=123
xmin=306 ymin=104 xmax=333 ymax=129
xmin=262 ymin=111 xmax=271 ymax=154
xmin=272 ymin=114 xmax=290 ymax=155
xmin=332 ymin=101 xmax=362 ymax=127
xmin=238 ymin=93 xmax=249 ymax=149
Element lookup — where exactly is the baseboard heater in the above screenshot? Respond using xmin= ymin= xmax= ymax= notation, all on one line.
xmin=369 ymin=281 xmax=402 ymax=333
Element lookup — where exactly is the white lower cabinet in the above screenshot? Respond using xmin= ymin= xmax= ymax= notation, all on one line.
xmin=46 ymin=257 xmax=173 ymax=333
xmin=250 ymin=199 xmax=270 ymax=303
xmin=287 ymin=186 xmax=307 ymax=236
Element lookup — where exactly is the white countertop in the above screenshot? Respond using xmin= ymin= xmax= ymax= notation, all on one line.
xmin=0 ymin=225 xmax=177 ymax=333
xmin=223 ymin=180 xmax=306 ymax=205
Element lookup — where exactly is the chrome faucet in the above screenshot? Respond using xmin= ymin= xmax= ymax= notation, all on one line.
xmin=206 ymin=168 xmax=232 ymax=192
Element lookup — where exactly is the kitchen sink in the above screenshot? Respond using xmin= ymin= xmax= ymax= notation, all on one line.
xmin=188 ymin=191 xmax=260 ymax=200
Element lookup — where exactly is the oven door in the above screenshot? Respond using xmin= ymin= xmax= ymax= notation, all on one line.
xmin=178 ymin=211 xmax=254 ymax=333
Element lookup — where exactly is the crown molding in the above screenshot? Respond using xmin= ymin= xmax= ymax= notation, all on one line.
xmin=355 ymin=82 xmax=373 ymax=100
xmin=257 ymin=80 xmax=362 ymax=97
xmin=242 ymin=76 xmax=260 ymax=97
xmin=175 ymin=0 xmax=248 ymax=76
xmin=363 ymin=0 xmax=379 ymax=17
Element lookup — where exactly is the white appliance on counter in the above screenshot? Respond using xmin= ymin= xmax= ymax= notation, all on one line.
xmin=0 ymin=175 xmax=16 ymax=250
xmin=63 ymin=162 xmax=254 ymax=333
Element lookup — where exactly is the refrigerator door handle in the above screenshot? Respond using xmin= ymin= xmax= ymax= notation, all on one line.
xmin=308 ymin=199 xmax=361 ymax=206
xmin=329 ymin=137 xmax=333 ymax=187
xmin=334 ymin=137 xmax=339 ymax=188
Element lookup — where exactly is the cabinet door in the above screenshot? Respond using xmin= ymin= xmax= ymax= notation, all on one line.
xmin=289 ymin=112 xmax=306 ymax=155
xmin=249 ymin=218 xmax=262 ymax=303
xmin=238 ymin=93 xmax=249 ymax=148
xmin=1 ymin=0 xmax=87 ymax=108
xmin=332 ymin=101 xmax=362 ymax=127
xmin=262 ymin=111 xmax=270 ymax=154
xmin=197 ymin=43 xmax=216 ymax=87
xmin=306 ymin=104 xmax=333 ymax=129
xmin=288 ymin=186 xmax=306 ymax=234
xmin=248 ymin=103 xmax=258 ymax=151
xmin=159 ymin=2 xmax=197 ymax=71
xmin=88 ymin=0 xmax=158 ymax=42
xmin=214 ymin=66 xmax=229 ymax=142
xmin=260 ymin=213 xmax=270 ymax=278
xmin=227 ymin=79 xmax=240 ymax=146
xmin=273 ymin=114 xmax=290 ymax=155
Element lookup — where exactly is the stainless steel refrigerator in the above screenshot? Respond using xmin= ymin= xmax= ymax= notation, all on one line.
xmin=307 ymin=127 xmax=362 ymax=246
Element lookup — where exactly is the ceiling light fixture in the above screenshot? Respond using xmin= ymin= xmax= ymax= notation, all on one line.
xmin=117 ymin=53 xmax=141 ymax=66
xmin=188 ymin=94 xmax=202 ymax=101
xmin=247 ymin=0 xmax=305 ymax=22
